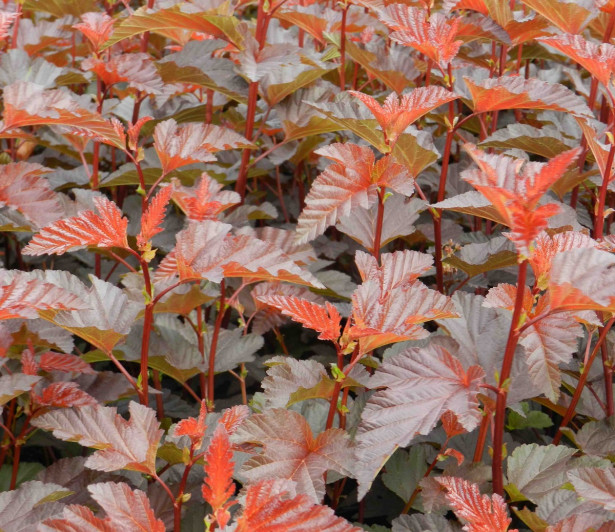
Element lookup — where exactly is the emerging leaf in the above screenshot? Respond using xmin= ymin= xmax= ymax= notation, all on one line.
xmin=137 ymin=185 xmax=172 ymax=250
xmin=171 ymin=173 xmax=240 ymax=221
xmin=82 ymin=53 xmax=164 ymax=95
xmin=73 ymin=11 xmax=115 ymax=51
xmin=23 ymin=195 xmax=129 ymax=256
xmin=436 ymin=476 xmax=515 ymax=532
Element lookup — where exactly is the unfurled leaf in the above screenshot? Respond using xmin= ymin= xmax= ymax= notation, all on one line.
xmin=354 ymin=344 xmax=484 ymax=497
xmin=436 ymin=476 xmax=514 ymax=532
xmin=0 ymin=162 xmax=63 ymax=228
xmin=0 ymin=373 xmax=41 ymax=405
xmin=202 ymin=424 xmax=236 ymax=527
xmin=261 ymin=357 xmax=328 ymax=408
xmin=82 ymin=53 xmax=163 ymax=95
xmin=567 ymin=467 xmax=615 ymax=511
xmin=235 ymin=478 xmax=362 ymax=532
xmin=219 ymin=404 xmax=250 ymax=435
xmin=0 ymin=270 xmax=86 ymax=320
xmin=573 ymin=417 xmax=615 ymax=458
xmin=461 ymin=144 xmax=580 ymax=256
xmin=0 ymin=10 xmax=19 ymax=41
xmin=521 ymin=0 xmax=597 ymax=34
xmin=296 ymin=143 xmax=414 ymax=244
xmin=73 ymin=12 xmax=115 ymax=51
xmin=255 ymin=295 xmax=341 ymax=341
xmin=23 ymin=195 xmax=129 ymax=256
xmin=348 ymin=87 xmax=459 ymax=145
xmin=546 ymin=513 xmax=615 ymax=532
xmin=465 ymin=76 xmax=592 ymax=118
xmin=171 ymin=174 xmax=240 ymax=221
xmin=234 ymin=408 xmax=355 ymax=502
xmin=31 ymin=401 xmax=163 ymax=474
xmin=156 ymin=220 xmax=323 ymax=288
xmin=1 ymin=81 xmax=125 ymax=148
xmin=173 ymin=399 xmax=207 ymax=445
xmin=379 ymin=6 xmax=462 ymax=68
xmin=39 ymin=352 xmax=95 ymax=375
xmin=154 ymin=119 xmax=252 ymax=175
xmin=392 ymin=513 xmax=460 ymax=532
xmin=38 ymin=504 xmax=110 ymax=532
xmin=34 ymin=382 xmax=97 ymax=408
xmin=137 ymin=185 xmax=172 ymax=250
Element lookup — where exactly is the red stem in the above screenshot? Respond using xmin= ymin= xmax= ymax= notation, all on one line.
xmin=594 ymin=142 xmax=615 ymax=240
xmin=207 ymin=281 xmax=226 ymax=407
xmin=339 ymin=4 xmax=348 ymax=90
xmin=492 ymin=259 xmax=528 ymax=496
xmin=372 ymin=188 xmax=385 ymax=260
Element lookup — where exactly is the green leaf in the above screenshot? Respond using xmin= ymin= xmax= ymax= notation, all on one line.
xmin=382 ymin=447 xmax=428 ymax=504
xmin=507 ymin=403 xmax=553 ymax=430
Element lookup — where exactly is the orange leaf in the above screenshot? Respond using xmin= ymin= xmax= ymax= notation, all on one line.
xmin=23 ymin=195 xmax=129 ymax=256
xmin=202 ymin=424 xmax=236 ymax=520
xmin=73 ymin=12 xmax=115 ymax=51
xmin=137 ymin=185 xmax=172 ymax=250
xmin=171 ymin=174 xmax=240 ymax=221
xmin=39 ymin=352 xmax=96 ymax=375
xmin=34 ymin=382 xmax=97 ymax=408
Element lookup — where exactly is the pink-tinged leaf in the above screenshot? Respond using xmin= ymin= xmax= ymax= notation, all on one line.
xmin=39 ymin=352 xmax=96 ymax=374
xmin=23 ymin=195 xmax=129 ymax=256
xmin=235 ymin=478 xmax=362 ymax=532
xmin=529 ymin=231 xmax=596 ymax=290
xmin=1 ymin=81 xmax=125 ymax=148
xmin=0 ymin=270 xmax=86 ymax=320
xmin=296 ymin=143 xmax=414 ymax=244
xmin=349 ymin=87 xmax=459 ymax=145
xmin=0 ymin=162 xmax=63 ymax=228
xmin=262 ymin=356 xmax=328 ymax=408
xmin=234 ymin=408 xmax=355 ymax=503
xmin=354 ymin=344 xmax=484 ymax=498
xmin=34 ymin=382 xmax=98 ymax=408
xmin=0 ymin=10 xmax=19 ymax=41
xmin=539 ymin=34 xmax=615 ymax=87
xmin=22 ymin=348 xmax=40 ymax=375
xmin=548 ymin=248 xmax=615 ymax=312
xmin=173 ymin=399 xmax=207 ymax=446
xmin=240 ymin=227 xmax=317 ymax=267
xmin=88 ymin=481 xmax=165 ymax=532
xmin=484 ymin=283 xmax=533 ymax=312
xmin=137 ymin=186 xmax=172 ymax=250
xmin=465 ymin=76 xmax=593 ymax=117
xmin=156 ymin=220 xmax=324 ymax=288
xmin=219 ymin=404 xmax=251 ymax=435
xmin=355 ymin=249 xmax=433 ymax=286
xmin=82 ymin=53 xmax=164 ymax=95
xmin=73 ymin=12 xmax=115 ymax=51
xmin=31 ymin=401 xmax=163 ymax=475
xmin=546 ymin=513 xmax=615 ymax=532
xmin=171 ymin=174 xmax=240 ymax=221
xmin=567 ymin=467 xmax=615 ymax=511
xmin=256 ymin=295 xmax=341 ymax=341
xmin=379 ymin=6 xmax=462 ymax=68
xmin=520 ymin=0 xmax=596 ymax=34
xmin=202 ymin=424 xmax=236 ymax=520
xmin=154 ymin=119 xmax=253 ymax=175
xmin=39 ymin=504 xmax=113 ymax=532
xmin=441 ymin=411 xmax=467 ymax=439
xmin=436 ymin=476 xmax=514 ymax=532
xmin=0 ymin=373 xmax=41 ymax=405
xmin=461 ymin=144 xmax=580 ymax=256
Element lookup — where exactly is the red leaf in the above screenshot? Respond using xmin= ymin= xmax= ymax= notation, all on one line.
xmin=1 ymin=81 xmax=125 ymax=148
xmin=0 ymin=10 xmax=19 ymax=41
xmin=0 ymin=162 xmax=63 ymax=228
xmin=35 ymin=382 xmax=98 ymax=408
xmin=73 ymin=12 xmax=115 ymax=51
xmin=441 ymin=411 xmax=466 ymax=439
xmin=219 ymin=404 xmax=251 ymax=435
xmin=39 ymin=352 xmax=96 ymax=375
xmin=436 ymin=476 xmax=514 ymax=532
xmin=234 ymin=408 xmax=355 ymax=502
xmin=156 ymin=220 xmax=323 ymax=288
xmin=296 ymin=143 xmax=414 ymax=244
xmin=348 ymin=87 xmax=459 ymax=145
xmin=137 ymin=185 xmax=172 ymax=250
xmin=521 ymin=0 xmax=596 ymax=34
xmin=40 ymin=503 xmax=113 ymax=531
xmin=465 ymin=76 xmax=592 ymax=117
xmin=379 ymin=6 xmax=462 ymax=68
xmin=154 ymin=119 xmax=252 ymax=175
xmin=539 ymin=34 xmax=615 ymax=87
xmin=82 ymin=54 xmax=164 ymax=95
xmin=256 ymin=295 xmax=341 ymax=341
xmin=461 ymin=144 xmax=580 ymax=256
xmin=202 ymin=424 xmax=236 ymax=521
xmin=354 ymin=344 xmax=484 ymax=497
xmin=21 ymin=348 xmax=39 ymax=375
xmin=173 ymin=399 xmax=207 ymax=446
xmin=171 ymin=173 xmax=241 ymax=221
xmin=235 ymin=478 xmax=362 ymax=532
xmin=23 ymin=195 xmax=129 ymax=256
xmin=0 ymin=271 xmax=86 ymax=320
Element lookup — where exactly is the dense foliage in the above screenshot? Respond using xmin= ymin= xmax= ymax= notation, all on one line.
xmin=1 ymin=0 xmax=615 ymax=530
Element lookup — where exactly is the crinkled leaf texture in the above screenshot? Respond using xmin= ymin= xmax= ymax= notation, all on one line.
xmin=234 ymin=408 xmax=355 ymax=503
xmin=354 ymin=344 xmax=484 ymax=498
xmin=235 ymin=478 xmax=362 ymax=532
xmin=0 ymin=373 xmax=41 ymax=405
xmin=156 ymin=220 xmax=323 ymax=288
xmin=23 ymin=195 xmax=129 ymax=256
xmin=567 ymin=467 xmax=615 ymax=511
xmin=34 ymin=382 xmax=98 ymax=408
xmin=295 ymin=143 xmax=414 ymax=244
xmin=436 ymin=476 xmax=515 ymax=532
xmin=171 ymin=173 xmax=240 ymax=221
xmin=39 ymin=481 xmax=165 ymax=532
xmin=31 ymin=401 xmax=163 ymax=475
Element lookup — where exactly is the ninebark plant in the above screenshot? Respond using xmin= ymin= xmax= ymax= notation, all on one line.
xmin=1 ymin=0 xmax=615 ymax=530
